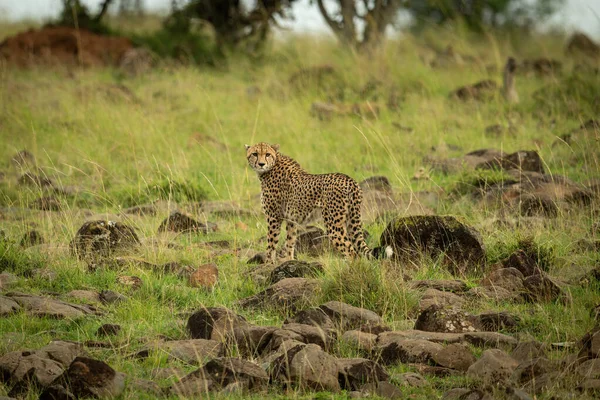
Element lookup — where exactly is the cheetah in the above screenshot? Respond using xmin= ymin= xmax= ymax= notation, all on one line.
xmin=246 ymin=142 xmax=391 ymax=263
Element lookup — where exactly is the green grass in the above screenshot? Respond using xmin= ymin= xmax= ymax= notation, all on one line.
xmin=1 ymin=21 xmax=600 ymax=399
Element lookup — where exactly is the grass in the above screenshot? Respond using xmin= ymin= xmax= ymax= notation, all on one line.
xmin=1 ymin=21 xmax=600 ymax=399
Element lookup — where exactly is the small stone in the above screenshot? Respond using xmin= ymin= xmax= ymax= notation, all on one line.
xmin=189 ymin=263 xmax=219 ymax=288
xmin=432 ymin=343 xmax=476 ymax=371
xmin=99 ymin=290 xmax=127 ymax=304
xmin=467 ymin=349 xmax=518 ymax=385
xmin=116 ymin=275 xmax=142 ymax=290
xmin=96 ymin=324 xmax=121 ymax=337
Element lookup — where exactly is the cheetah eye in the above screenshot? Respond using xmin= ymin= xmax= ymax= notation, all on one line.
xmin=266 ymin=153 xmax=271 ymax=158
xmin=251 ymin=153 xmax=258 ymax=157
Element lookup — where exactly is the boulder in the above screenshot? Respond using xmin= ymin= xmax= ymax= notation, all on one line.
xmin=281 ymin=323 xmax=336 ymax=350
xmin=6 ymin=293 xmax=100 ymax=319
xmin=511 ymin=357 xmax=556 ymax=385
xmin=476 ymin=311 xmax=520 ymax=332
xmin=480 ymin=268 xmax=526 ymax=297
xmin=160 ymin=339 xmax=224 ymax=365
xmin=360 ymin=381 xmax=404 ymax=399
xmin=284 ymin=308 xmax=334 ymax=330
xmin=228 ymin=324 xmax=276 ymax=358
xmin=408 ymin=279 xmax=469 ymax=293
xmin=0 ymin=296 xmax=21 ymax=315
xmin=52 ymin=357 xmax=125 ymax=398
xmin=431 ymin=343 xmax=476 ymax=371
xmin=414 ymin=305 xmax=479 ymax=333
xmin=511 ymin=341 xmax=548 ymax=364
xmin=377 ymin=338 xmax=443 ymax=365
xmin=202 ymin=357 xmax=269 ymax=390
xmin=467 ymin=349 xmax=518 ymax=385
xmin=286 ymin=344 xmax=340 ymax=391
xmin=419 ymin=289 xmax=465 ymax=311
xmin=157 ymin=210 xmax=213 ymax=234
xmin=380 ymin=215 xmax=485 ymax=276
xmin=341 ymin=330 xmax=378 ymax=353
xmin=70 ymin=220 xmax=139 ymax=260
xmin=337 ymin=358 xmax=389 ymax=390
xmin=522 ymin=274 xmax=567 ymax=303
xmin=238 ymin=278 xmax=320 ymax=312
xmin=187 ymin=307 xmax=248 ymax=341
xmin=319 ymin=301 xmax=383 ymax=331
xmin=269 ymin=260 xmax=324 ymax=284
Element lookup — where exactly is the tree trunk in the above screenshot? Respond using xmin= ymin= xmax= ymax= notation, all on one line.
xmin=94 ymin=0 xmax=115 ymax=21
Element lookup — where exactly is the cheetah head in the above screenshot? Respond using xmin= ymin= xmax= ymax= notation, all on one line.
xmin=245 ymin=142 xmax=279 ymax=174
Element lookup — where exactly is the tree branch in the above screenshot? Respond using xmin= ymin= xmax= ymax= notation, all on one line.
xmin=94 ymin=0 xmax=114 ymax=21
xmin=316 ymin=0 xmax=342 ymax=33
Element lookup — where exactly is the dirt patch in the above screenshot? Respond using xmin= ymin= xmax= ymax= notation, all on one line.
xmin=0 ymin=26 xmax=133 ymax=67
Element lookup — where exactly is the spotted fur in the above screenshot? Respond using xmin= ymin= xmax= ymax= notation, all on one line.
xmin=246 ymin=142 xmax=375 ymax=263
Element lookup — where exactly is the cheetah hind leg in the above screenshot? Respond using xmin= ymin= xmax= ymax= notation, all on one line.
xmin=323 ymin=209 xmax=357 ymax=258
xmin=283 ymin=221 xmax=297 ymax=261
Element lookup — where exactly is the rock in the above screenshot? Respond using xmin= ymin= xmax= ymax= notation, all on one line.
xmin=522 ymin=371 xmax=560 ymax=394
xmin=476 ymin=311 xmax=520 ymax=332
xmin=169 ymin=371 xmax=214 ymax=397
xmin=116 ymin=275 xmax=142 ymax=290
xmin=442 ymin=389 xmax=493 ymax=400
xmin=281 ymin=323 xmax=336 ymax=350
xmin=295 ymin=227 xmax=330 ymax=256
xmin=261 ymin=338 xmax=306 ymax=374
xmin=129 ymin=378 xmax=162 ymax=396
xmin=504 ymin=386 xmax=534 ymax=400
xmin=450 ymin=79 xmax=497 ymax=101
xmin=511 ymin=341 xmax=548 ymax=364
xmin=511 ymin=357 xmax=556 ymax=385
xmin=579 ymin=329 xmax=600 ymax=360
xmin=523 ymin=274 xmax=567 ymax=303
xmin=187 ymin=307 xmax=248 ymax=341
xmin=286 ymin=344 xmax=340 ymax=391
xmin=20 ymin=230 xmax=44 ymax=247
xmin=341 ymin=330 xmax=378 ymax=353
xmin=503 ymin=250 xmax=542 ymax=277
xmin=38 ymin=384 xmax=76 ymax=399
xmin=7 ymin=293 xmax=100 ymax=319
xmin=578 ymin=359 xmax=600 ymax=380
xmin=189 ymin=263 xmax=219 ymax=288
xmin=52 ymin=357 xmax=125 ymax=398
xmin=463 ymin=332 xmax=518 ymax=349
xmin=394 ymin=372 xmax=428 ymax=387
xmin=419 ymin=288 xmax=465 ymax=311
xmin=269 ymin=260 xmax=324 ymax=284
xmin=247 ymin=252 xmax=267 ymax=264
xmin=359 ymin=176 xmax=392 ymax=193
xmin=431 ymin=343 xmax=476 ymax=371
xmin=238 ymin=278 xmax=320 ymax=312
xmin=578 ymin=378 xmax=600 ymax=394
xmin=30 ymin=196 xmax=62 ymax=211
xmin=0 ymin=296 xmax=21 ymax=315
xmin=380 ymin=215 xmax=486 ymax=276
xmin=18 ymin=172 xmax=53 ymax=187
xmin=337 ymin=358 xmax=389 ymax=390
xmin=319 ymin=301 xmax=383 ymax=331
xmin=11 ymin=149 xmax=36 ymax=169
xmin=566 ymin=32 xmax=600 ymax=59
xmin=262 ymin=330 xmax=305 ymax=355
xmin=70 ymin=220 xmax=139 ymax=260
xmin=481 ymin=150 xmax=545 ymax=174
xmin=467 ymin=286 xmax=519 ymax=302
xmin=202 ymin=357 xmax=268 ymax=390
xmin=160 ymin=339 xmax=224 ymax=365
xmin=360 ymin=381 xmax=403 ymax=399
xmin=96 ymin=324 xmax=121 ymax=337
xmin=0 ymin=272 xmax=18 ymax=289
xmin=285 ymin=308 xmax=334 ymax=329
xmin=38 ymin=341 xmax=86 ymax=368
xmin=122 ymin=203 xmax=157 ymax=216
xmin=0 ymin=351 xmax=64 ymax=387
xmin=157 ymin=211 xmax=213 ymax=234
xmin=378 ymin=338 xmax=443 ymax=365
xmin=480 ymin=267 xmax=526 ymax=297
xmin=65 ymin=290 xmax=101 ymax=303
xmin=414 ymin=305 xmax=479 ymax=333
xmin=408 ymin=279 xmax=469 ymax=293
xmin=99 ymin=290 xmax=127 ymax=304
xmin=228 ymin=324 xmax=276 ymax=358
xmin=150 ymin=367 xmax=185 ymax=380
xmin=467 ymin=349 xmax=518 ymax=385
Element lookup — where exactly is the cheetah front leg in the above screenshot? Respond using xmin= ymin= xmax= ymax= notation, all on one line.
xmin=283 ymin=221 xmax=297 ymax=261
xmin=266 ymin=216 xmax=282 ymax=264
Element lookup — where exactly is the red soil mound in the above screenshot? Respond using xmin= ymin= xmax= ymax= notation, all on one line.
xmin=0 ymin=26 xmax=133 ymax=67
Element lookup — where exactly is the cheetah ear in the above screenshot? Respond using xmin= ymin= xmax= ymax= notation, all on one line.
xmin=245 ymin=144 xmax=250 ymax=151
xmin=271 ymin=143 xmax=280 ymax=152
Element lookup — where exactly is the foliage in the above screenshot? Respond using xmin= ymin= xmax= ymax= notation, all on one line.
xmin=57 ymin=0 xmax=113 ymax=34
xmin=110 ymin=176 xmax=208 ymax=208
xmin=406 ymin=0 xmax=566 ymax=32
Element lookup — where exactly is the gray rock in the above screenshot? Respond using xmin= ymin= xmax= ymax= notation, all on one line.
xmin=480 ymin=267 xmax=526 ymax=296
xmin=187 ymin=306 xmax=248 ymax=341
xmin=70 ymin=220 xmax=139 ymax=260
xmin=341 ymin=330 xmax=378 ymax=353
xmin=269 ymin=260 xmax=324 ymax=284
xmin=53 ymin=357 xmax=125 ymax=398
xmin=432 ymin=343 xmax=476 ymax=371
xmin=577 ymin=359 xmax=600 ymax=379
xmin=476 ymin=311 xmax=521 ymax=332
xmin=65 ymin=290 xmax=101 ymax=303
xmin=419 ymin=288 xmax=465 ymax=311
xmin=227 ymin=324 xmax=276 ymax=358
xmin=0 ymin=295 xmax=21 ymax=315
xmin=337 ymin=358 xmax=389 ymax=390
xmin=511 ymin=357 xmax=556 ymax=385
xmin=467 ymin=349 xmax=518 ymax=385
xmin=157 ymin=210 xmax=213 ymax=234
xmin=281 ymin=323 xmax=336 ymax=350
xmin=7 ymin=293 xmax=100 ymax=319
xmin=511 ymin=341 xmax=548 ymax=364
xmin=96 ymin=324 xmax=121 ymax=337
xmin=380 ymin=215 xmax=486 ymax=276
xmin=360 ymin=381 xmax=403 ymax=399
xmin=409 ymin=279 xmax=469 ymax=293
xmin=238 ymin=278 xmax=320 ymax=312
xmin=287 ymin=344 xmax=340 ymax=392
xmin=378 ymin=338 xmax=443 ymax=365
xmin=394 ymin=372 xmax=428 ymax=387
xmin=523 ymin=273 xmax=567 ymax=303
xmin=99 ymin=290 xmax=127 ymax=305
xmin=161 ymin=339 xmax=224 ymax=365
xmin=319 ymin=301 xmax=383 ymax=331
xmin=414 ymin=305 xmax=479 ymax=333
xmin=284 ymin=307 xmax=334 ymax=330
xmin=202 ymin=357 xmax=269 ymax=390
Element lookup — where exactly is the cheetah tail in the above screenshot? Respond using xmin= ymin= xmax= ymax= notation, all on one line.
xmin=348 ymin=186 xmax=393 ymax=259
